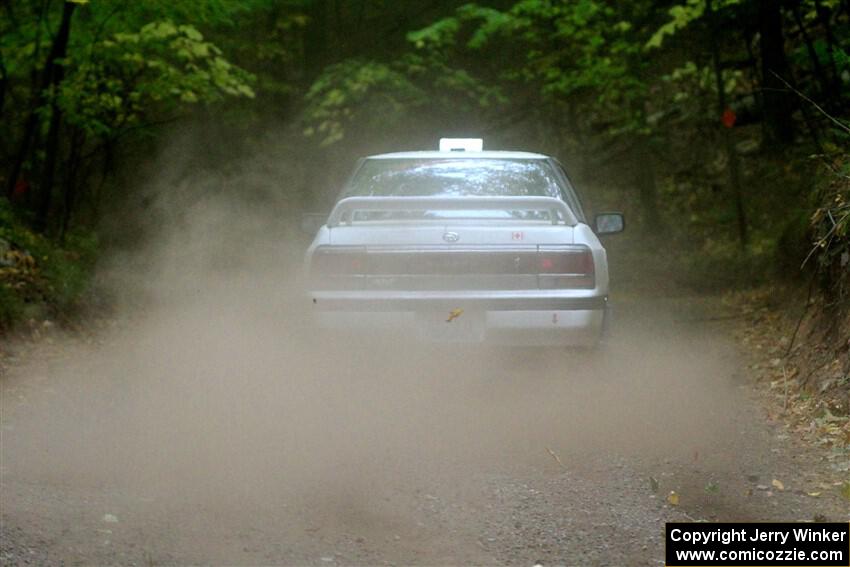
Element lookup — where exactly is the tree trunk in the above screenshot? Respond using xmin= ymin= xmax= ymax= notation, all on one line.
xmin=813 ymin=0 xmax=842 ymax=105
xmin=36 ymin=101 xmax=63 ymax=231
xmin=791 ymin=2 xmax=831 ymax=101
xmin=92 ymin=139 xmax=115 ymax=222
xmin=759 ymin=0 xmax=796 ymax=146
xmin=708 ymin=0 xmax=748 ymax=248
xmin=35 ymin=1 xmax=77 ymax=231
xmin=5 ymin=106 xmax=38 ymax=201
xmin=0 ymin=58 xmax=7 ymax=120
xmin=634 ymin=142 xmax=663 ymax=235
xmin=59 ymin=127 xmax=84 ymax=241
xmin=6 ymin=1 xmax=78 ymax=203
xmin=304 ymin=0 xmax=328 ymax=81
xmin=5 ymin=0 xmax=46 ymax=199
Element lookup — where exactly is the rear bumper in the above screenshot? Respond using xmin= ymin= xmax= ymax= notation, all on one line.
xmin=309 ymin=293 xmax=607 ymax=347
xmin=311 ymin=295 xmax=606 ymax=311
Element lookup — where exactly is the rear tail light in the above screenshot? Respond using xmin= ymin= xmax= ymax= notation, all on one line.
xmin=308 ymin=245 xmax=594 ymax=290
xmin=537 ymin=246 xmax=595 ymax=288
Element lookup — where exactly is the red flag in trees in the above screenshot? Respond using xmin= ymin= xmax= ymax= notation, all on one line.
xmin=722 ymin=108 xmax=737 ymax=128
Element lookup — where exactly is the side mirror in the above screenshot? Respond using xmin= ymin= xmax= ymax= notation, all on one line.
xmin=300 ymin=213 xmax=328 ymax=236
xmin=594 ymin=212 xmax=625 ymax=235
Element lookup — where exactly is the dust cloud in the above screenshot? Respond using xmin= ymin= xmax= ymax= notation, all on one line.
xmin=1 ymin=152 xmax=747 ymax=561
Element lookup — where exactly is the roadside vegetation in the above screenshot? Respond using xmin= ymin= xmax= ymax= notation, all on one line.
xmin=0 ymin=199 xmax=96 ymax=327
xmin=0 ymin=1 xmax=848 ymax=432
xmin=736 ymin=152 xmax=849 ymax=481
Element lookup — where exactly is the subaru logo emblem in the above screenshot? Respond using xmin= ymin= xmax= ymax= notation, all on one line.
xmin=443 ymin=231 xmax=460 ymax=243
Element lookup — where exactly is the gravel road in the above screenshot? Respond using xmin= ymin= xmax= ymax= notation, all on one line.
xmin=1 ymin=295 xmax=847 ymax=565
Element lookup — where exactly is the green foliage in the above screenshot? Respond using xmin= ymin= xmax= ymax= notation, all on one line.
xmin=402 ymin=50 xmax=507 ymax=112
xmin=2 ymin=0 xmax=849 ymax=309
xmin=646 ymin=0 xmax=742 ymax=49
xmin=0 ymin=4 xmax=54 ymax=83
xmin=59 ymin=20 xmax=255 ymax=139
xmin=408 ymin=1 xmax=650 ymax=137
xmin=225 ymin=8 xmax=307 ymax=101
xmin=676 ymin=238 xmax=776 ymax=290
xmin=0 ymin=281 xmax=26 ymax=329
xmin=646 ymin=0 xmax=705 ymax=49
xmin=0 ymin=199 xmax=98 ymax=329
xmin=0 ymin=0 xmax=262 ymax=245
xmin=407 ymin=15 xmax=462 ymax=49
xmin=301 ymin=50 xmax=507 ymax=148
xmin=303 ymin=59 xmax=428 ymax=146
xmin=650 ymin=61 xmax=745 ymax=127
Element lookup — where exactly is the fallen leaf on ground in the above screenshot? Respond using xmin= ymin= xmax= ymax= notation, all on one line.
xmin=667 ymin=491 xmax=680 ymax=506
xmin=771 ymin=479 xmax=785 ymax=491
xmin=545 ymin=447 xmax=567 ymax=470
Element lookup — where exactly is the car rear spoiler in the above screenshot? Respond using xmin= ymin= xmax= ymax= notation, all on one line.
xmin=326 ymin=196 xmax=578 ymax=227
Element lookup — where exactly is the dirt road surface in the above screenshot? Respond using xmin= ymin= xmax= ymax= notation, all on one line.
xmin=1 ymin=294 xmax=847 ymax=565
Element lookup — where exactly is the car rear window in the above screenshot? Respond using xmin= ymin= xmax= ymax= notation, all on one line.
xmin=343 ymin=158 xmax=565 ymax=199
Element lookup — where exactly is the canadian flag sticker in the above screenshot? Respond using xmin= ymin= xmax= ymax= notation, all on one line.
xmin=512 ymin=231 xmax=524 ymax=241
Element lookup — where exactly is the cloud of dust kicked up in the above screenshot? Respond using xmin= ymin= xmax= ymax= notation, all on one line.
xmin=1 ymin=139 xmax=746 ymax=560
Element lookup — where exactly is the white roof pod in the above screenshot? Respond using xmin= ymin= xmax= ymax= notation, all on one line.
xmin=438 ymin=138 xmax=483 ymax=152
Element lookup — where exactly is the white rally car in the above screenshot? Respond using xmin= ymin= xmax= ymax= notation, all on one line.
xmin=303 ymin=139 xmax=624 ymax=347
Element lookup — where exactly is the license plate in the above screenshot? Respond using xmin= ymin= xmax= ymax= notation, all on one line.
xmin=416 ymin=309 xmax=485 ymax=343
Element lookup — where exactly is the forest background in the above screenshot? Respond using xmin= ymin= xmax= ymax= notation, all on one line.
xmin=0 ymin=0 xmax=847 ymax=331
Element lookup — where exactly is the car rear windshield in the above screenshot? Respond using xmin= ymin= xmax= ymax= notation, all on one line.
xmin=344 ymin=158 xmax=566 ymax=199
